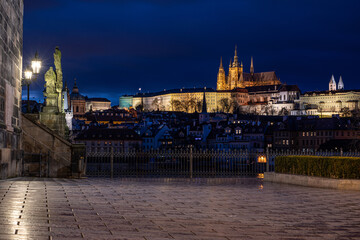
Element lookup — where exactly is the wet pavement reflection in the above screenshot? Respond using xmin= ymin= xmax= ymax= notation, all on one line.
xmin=0 ymin=177 xmax=359 ymax=239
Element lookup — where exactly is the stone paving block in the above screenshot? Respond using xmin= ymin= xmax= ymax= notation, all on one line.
xmin=1 ymin=178 xmax=360 ymax=239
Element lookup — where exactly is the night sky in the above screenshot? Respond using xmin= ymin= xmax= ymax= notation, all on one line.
xmin=24 ymin=0 xmax=360 ymax=105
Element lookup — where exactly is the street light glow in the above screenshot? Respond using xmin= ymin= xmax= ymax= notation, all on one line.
xmin=24 ymin=67 xmax=32 ymax=80
xmin=31 ymin=52 xmax=41 ymax=74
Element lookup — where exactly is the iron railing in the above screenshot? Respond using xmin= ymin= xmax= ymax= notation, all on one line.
xmin=86 ymin=148 xmax=267 ymax=178
xmin=85 ymin=148 xmax=360 ymax=178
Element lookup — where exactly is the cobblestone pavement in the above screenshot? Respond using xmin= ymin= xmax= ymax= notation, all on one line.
xmin=0 ymin=178 xmax=359 ymax=240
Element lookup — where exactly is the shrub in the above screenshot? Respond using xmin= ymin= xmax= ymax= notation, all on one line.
xmin=275 ymin=156 xmax=360 ymax=179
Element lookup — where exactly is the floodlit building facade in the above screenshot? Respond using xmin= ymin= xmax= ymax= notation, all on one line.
xmin=292 ymin=76 xmax=360 ymax=117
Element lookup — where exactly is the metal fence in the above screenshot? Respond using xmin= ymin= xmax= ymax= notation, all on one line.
xmin=85 ymin=148 xmax=360 ymax=178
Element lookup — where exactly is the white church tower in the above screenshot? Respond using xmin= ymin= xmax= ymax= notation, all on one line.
xmin=329 ymin=74 xmax=337 ymax=91
xmin=62 ymin=82 xmax=73 ymax=131
xmin=338 ymin=76 xmax=344 ymax=90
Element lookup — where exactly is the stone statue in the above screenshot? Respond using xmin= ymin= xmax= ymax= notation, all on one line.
xmin=54 ymin=47 xmax=64 ymax=112
xmin=44 ymin=67 xmax=56 ymax=95
xmin=40 ymin=47 xmax=67 ymax=137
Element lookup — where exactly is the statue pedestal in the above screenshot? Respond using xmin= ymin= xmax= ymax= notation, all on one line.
xmin=39 ymin=112 xmax=67 ymax=137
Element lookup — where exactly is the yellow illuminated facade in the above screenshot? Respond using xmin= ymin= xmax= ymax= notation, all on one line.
xmin=131 ymin=88 xmax=231 ymax=113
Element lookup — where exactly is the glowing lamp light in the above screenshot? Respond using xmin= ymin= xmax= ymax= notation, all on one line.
xmin=257 ymin=155 xmax=267 ymax=163
xmin=31 ymin=52 xmax=41 ymax=74
xmin=24 ymin=67 xmax=33 ymax=80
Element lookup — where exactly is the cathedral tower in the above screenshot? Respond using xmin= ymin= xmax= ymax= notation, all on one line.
xmin=228 ymin=45 xmax=243 ymax=89
xmin=216 ymin=57 xmax=226 ymax=90
xmin=329 ymin=74 xmax=337 ymax=91
xmin=338 ymin=76 xmax=344 ymax=90
xmin=233 ymin=45 xmax=239 ymax=67
xmin=216 ymin=47 xmax=281 ymax=91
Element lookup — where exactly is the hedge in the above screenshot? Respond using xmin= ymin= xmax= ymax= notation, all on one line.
xmin=275 ymin=156 xmax=360 ymax=179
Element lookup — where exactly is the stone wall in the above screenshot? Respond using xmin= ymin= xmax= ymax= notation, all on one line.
xmin=264 ymin=172 xmax=360 ymax=191
xmin=0 ymin=0 xmax=24 ymax=179
xmin=22 ymin=114 xmax=73 ymax=177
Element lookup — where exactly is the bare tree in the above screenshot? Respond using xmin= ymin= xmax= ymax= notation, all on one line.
xmin=152 ymin=98 xmax=160 ymax=111
xmin=341 ymin=107 xmax=351 ymax=117
xmin=170 ymin=99 xmax=182 ymax=111
xmin=195 ymin=99 xmax=202 ymax=112
xmin=279 ymin=107 xmax=289 ymax=116
xmin=179 ymin=94 xmax=197 ymax=113
xmin=135 ymin=103 xmax=143 ymax=112
xmin=218 ymin=98 xmax=232 ymax=113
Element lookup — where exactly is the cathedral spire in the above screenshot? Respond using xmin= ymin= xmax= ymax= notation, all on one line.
xmin=217 ymin=57 xmax=226 ymax=90
xmin=233 ymin=45 xmax=239 ymax=67
xmin=338 ymin=75 xmax=344 ymax=90
xmin=229 ymin=58 xmax=232 ymax=68
xmin=250 ymin=56 xmax=254 ymax=74
xmin=329 ymin=74 xmax=337 ymax=91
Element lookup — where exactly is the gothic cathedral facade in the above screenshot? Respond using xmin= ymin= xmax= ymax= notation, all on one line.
xmin=217 ymin=46 xmax=281 ymax=90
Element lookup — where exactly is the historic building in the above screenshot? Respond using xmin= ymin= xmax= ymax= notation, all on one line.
xmin=85 ymin=98 xmax=111 ymax=112
xmin=70 ymin=80 xmax=111 ymax=120
xmin=129 ymin=88 xmax=225 ymax=113
xmin=216 ymin=46 xmax=281 ymax=90
xmin=272 ymin=116 xmax=360 ymax=151
xmin=0 ymin=0 xmax=23 ymax=179
xmin=293 ymin=76 xmax=360 ymax=117
xmin=75 ymin=128 xmax=141 ymax=152
xmin=70 ymin=80 xmax=86 ymax=119
xmin=119 ymin=84 xmax=300 ymax=115
xmin=118 ymin=48 xmax=296 ymax=115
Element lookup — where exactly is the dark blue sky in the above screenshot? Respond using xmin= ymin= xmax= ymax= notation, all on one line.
xmin=24 ymin=0 xmax=360 ymax=105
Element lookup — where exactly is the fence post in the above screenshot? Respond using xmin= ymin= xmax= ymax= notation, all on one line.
xmin=340 ymin=148 xmax=343 ymax=157
xmin=189 ymin=146 xmax=193 ymax=179
xmin=266 ymin=148 xmax=269 ymax=172
xmin=110 ymin=147 xmax=114 ymax=179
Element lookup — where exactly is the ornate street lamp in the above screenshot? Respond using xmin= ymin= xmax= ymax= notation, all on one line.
xmin=24 ymin=52 xmax=41 ymax=113
xmin=31 ymin=52 xmax=41 ymax=74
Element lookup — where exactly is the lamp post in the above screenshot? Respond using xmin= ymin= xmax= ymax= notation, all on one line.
xmin=24 ymin=67 xmax=32 ymax=113
xmin=24 ymin=52 xmax=41 ymax=113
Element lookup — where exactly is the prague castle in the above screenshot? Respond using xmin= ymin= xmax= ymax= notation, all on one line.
xmin=217 ymin=46 xmax=281 ymax=90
